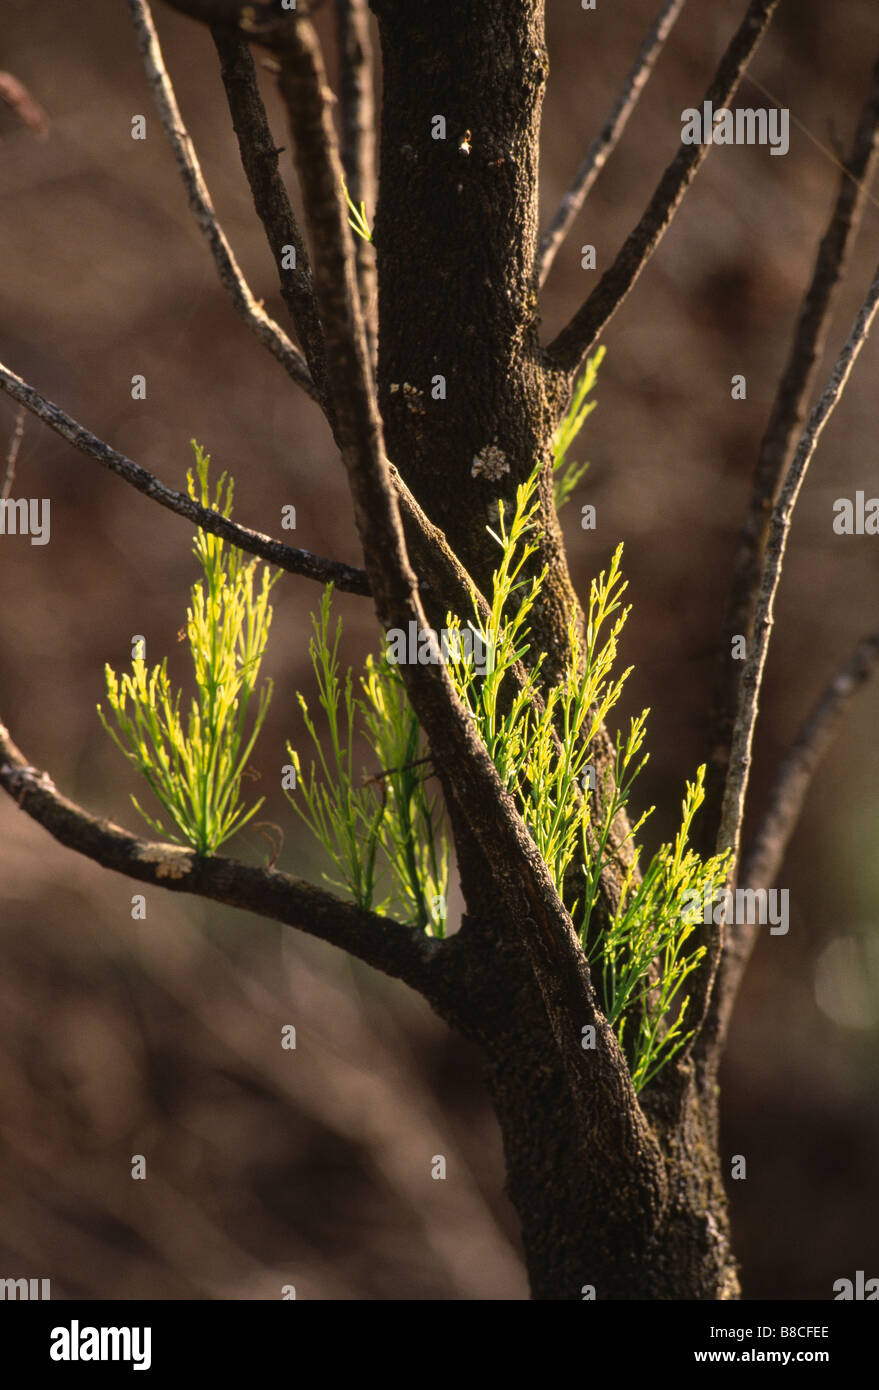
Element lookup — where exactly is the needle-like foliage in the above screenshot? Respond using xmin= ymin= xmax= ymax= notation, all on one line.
xmin=98 ymin=443 xmax=278 ymax=854
xmin=287 ymin=591 xmax=449 ymax=934
xmin=552 ymin=344 xmax=605 ymax=511
xmin=290 ymin=459 xmax=728 ymax=1087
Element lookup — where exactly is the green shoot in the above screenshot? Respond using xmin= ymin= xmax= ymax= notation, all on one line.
xmin=342 ymin=176 xmax=373 ymax=243
xmin=98 ymin=442 xmax=278 ymax=855
xmin=288 ymin=452 xmax=726 ymax=1088
xmin=553 ymin=344 xmax=605 ymax=511
xmin=288 ymin=590 xmax=448 ymax=934
xmin=286 ymin=587 xmax=385 ymax=911
xmin=441 ymin=460 xmax=729 ymax=1087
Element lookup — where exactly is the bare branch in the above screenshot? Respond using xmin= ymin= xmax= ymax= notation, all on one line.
xmin=717 ymin=256 xmax=879 ymax=868
xmin=269 ymin=13 xmax=581 ymax=966
xmin=126 ymin=0 xmax=319 ymax=401
xmin=0 ymin=70 xmax=49 ymax=139
xmin=742 ymin=629 xmax=879 ymax=891
xmin=699 ymin=628 xmax=879 ymax=1058
xmin=0 ymin=362 xmax=370 ymax=595
xmin=2 ymin=405 xmax=24 ymax=500
xmin=334 ymin=0 xmax=377 ymax=356
xmin=700 ymin=50 xmax=879 ymax=855
xmin=0 ymin=719 xmax=442 ymax=997
xmin=545 ymin=0 xmax=780 ymax=378
xmin=264 ymin=14 xmax=666 ymax=1211
xmin=536 ymin=0 xmax=686 ymax=289
xmin=209 ymin=24 xmax=330 ymax=405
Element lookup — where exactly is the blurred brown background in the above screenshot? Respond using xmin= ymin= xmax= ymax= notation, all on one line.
xmin=1 ymin=0 xmax=878 ymax=1299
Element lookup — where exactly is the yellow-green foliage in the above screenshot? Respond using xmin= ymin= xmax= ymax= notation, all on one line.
xmin=98 ymin=442 xmax=277 ymax=855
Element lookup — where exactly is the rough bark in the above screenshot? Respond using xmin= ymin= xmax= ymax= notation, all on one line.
xmin=371 ymin=0 xmax=575 ymax=685
xmin=368 ymin=0 xmax=738 ymax=1299
xmin=3 ymin=0 xmax=808 ymax=1301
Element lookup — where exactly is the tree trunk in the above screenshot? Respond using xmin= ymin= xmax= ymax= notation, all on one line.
xmin=371 ymin=0 xmax=739 ymax=1300
xmin=372 ymin=0 xmax=573 ymax=677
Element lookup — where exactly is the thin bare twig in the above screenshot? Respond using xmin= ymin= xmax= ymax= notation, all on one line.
xmin=364 ymin=754 xmax=433 ymax=787
xmin=546 ymin=0 xmax=780 ymax=379
xmin=0 ymin=71 xmax=50 ymax=139
xmin=2 ymin=406 xmax=25 ymax=500
xmin=701 ymin=628 xmax=879 ymax=1057
xmin=125 ymin=0 xmax=319 ymax=401
xmin=743 ymin=629 xmax=879 ymax=891
xmin=334 ymin=0 xmax=377 ymax=359
xmin=717 ymin=256 xmax=879 ymax=868
xmin=209 ymin=24 xmax=330 ymax=405
xmin=700 ymin=51 xmax=879 ymax=855
xmin=0 ymin=361 xmax=370 ymax=594
xmin=537 ymin=0 xmax=687 ymax=288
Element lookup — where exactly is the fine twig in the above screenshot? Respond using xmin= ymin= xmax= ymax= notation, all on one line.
xmin=334 ymin=0 xmax=377 ymax=359
xmin=0 ymin=71 xmax=50 ymax=139
xmin=742 ymin=629 xmax=879 ymax=892
xmin=0 ymin=361 xmax=370 ymax=594
xmin=208 ymin=23 xmax=330 ymax=407
xmin=701 ymin=628 xmax=879 ymax=1056
xmin=700 ymin=50 xmax=879 ymax=854
xmin=717 ymin=256 xmax=879 ymax=869
xmin=126 ymin=0 xmax=319 ymax=401
xmin=0 ymin=719 xmax=441 ymax=997
xmin=536 ymin=0 xmax=687 ymax=288
xmin=546 ymin=0 xmax=780 ymax=379
xmin=2 ymin=405 xmax=25 ymax=500
xmin=364 ymin=754 xmax=433 ymax=787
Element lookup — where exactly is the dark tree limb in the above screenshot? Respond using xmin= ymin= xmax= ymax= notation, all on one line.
xmin=209 ymin=23 xmax=331 ymax=408
xmin=263 ymin=11 xmax=667 ymax=1215
xmin=0 ymin=363 xmax=371 ymax=595
xmin=545 ymin=0 xmax=780 ymax=379
xmin=126 ymin=0 xmax=319 ymax=402
xmin=334 ymin=0 xmax=377 ymax=359
xmin=0 ymin=721 xmax=443 ymax=998
xmin=699 ymin=51 xmax=879 ymax=855
xmin=536 ymin=0 xmax=687 ymax=289
xmin=717 ymin=255 xmax=879 ymax=869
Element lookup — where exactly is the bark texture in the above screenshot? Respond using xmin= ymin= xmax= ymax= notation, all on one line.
xmin=0 ymin=0 xmax=774 ymax=1303
xmin=370 ymin=0 xmax=738 ymax=1300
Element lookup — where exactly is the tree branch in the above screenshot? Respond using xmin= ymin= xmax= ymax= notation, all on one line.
xmin=209 ymin=22 xmax=331 ymax=407
xmin=717 ymin=255 xmax=879 ymax=869
xmin=263 ymin=11 xmax=666 ymax=1211
xmin=741 ymin=628 xmax=879 ymax=892
xmin=2 ymin=404 xmax=24 ymax=500
xmin=0 ymin=362 xmax=370 ymax=595
xmin=536 ymin=0 xmax=687 ymax=289
xmin=545 ymin=0 xmax=779 ymax=378
xmin=0 ymin=719 xmax=442 ymax=997
xmin=126 ymin=0 xmax=319 ymax=402
xmin=699 ymin=628 xmax=879 ymax=1058
xmin=334 ymin=0 xmax=377 ymax=358
xmin=699 ymin=50 xmax=879 ymax=855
